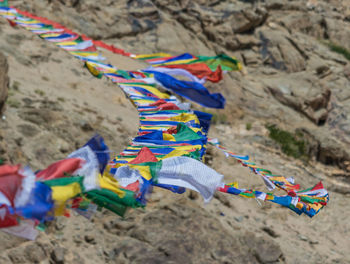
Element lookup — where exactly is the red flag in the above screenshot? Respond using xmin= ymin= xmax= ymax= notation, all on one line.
xmin=13 ymin=7 xmax=132 ymax=57
xmin=14 ymin=8 xmax=76 ymax=35
xmin=129 ymin=71 xmax=146 ymax=78
xmin=150 ymin=99 xmax=168 ymax=107
xmin=0 ymin=165 xmax=23 ymax=206
xmin=157 ymin=103 xmax=180 ymax=110
xmin=150 ymin=100 xmax=180 ymax=110
xmin=7 ymin=19 xmax=17 ymax=27
xmin=165 ymin=127 xmax=178 ymax=134
xmin=78 ymin=45 xmax=97 ymax=52
xmin=129 ymin=147 xmax=158 ymax=164
xmin=123 ymin=181 xmax=140 ymax=192
xmin=0 ymin=206 xmax=18 ymax=228
xmin=162 ymin=63 xmax=223 ymax=83
xmin=90 ymin=40 xmax=131 ymax=56
xmin=139 ymin=100 xmax=180 ymax=112
xmin=36 ymin=158 xmax=83 ymax=181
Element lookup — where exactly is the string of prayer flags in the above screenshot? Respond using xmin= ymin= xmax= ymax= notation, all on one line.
xmin=0 ymin=5 xmax=329 ymax=240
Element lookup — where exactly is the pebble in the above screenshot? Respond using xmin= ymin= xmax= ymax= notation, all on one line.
xmin=51 ymin=247 xmax=66 ymax=264
xmin=262 ymin=226 xmax=280 ymax=238
xmin=84 ymin=235 xmax=96 ymax=244
xmin=298 ymin=234 xmax=308 ymax=241
xmin=234 ymin=216 xmax=244 ymax=222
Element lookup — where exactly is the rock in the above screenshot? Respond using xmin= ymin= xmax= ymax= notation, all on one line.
xmin=234 ymin=216 xmax=244 ymax=223
xmin=51 ymin=247 xmax=66 ymax=264
xmin=0 ymin=52 xmax=9 ymax=114
xmin=261 ymin=226 xmax=280 ymax=238
xmin=7 ymin=248 xmax=28 ymax=264
xmin=84 ymin=235 xmax=96 ymax=244
xmin=188 ymin=189 xmax=199 ymax=200
xmin=156 ymin=21 xmax=212 ymax=55
xmin=316 ymin=65 xmax=331 ymax=76
xmin=328 ymin=183 xmax=350 ymax=194
xmin=263 ymin=73 xmax=331 ymax=125
xmin=7 ymin=243 xmax=47 ymax=263
xmin=0 ymin=255 xmax=11 ymax=264
xmin=232 ymin=8 xmax=268 ymax=34
xmin=25 ymin=244 xmax=47 ymax=263
xmin=0 ymin=140 xmax=8 ymax=161
xmin=203 ymin=22 xmax=235 ymax=48
xmin=344 ymin=65 xmax=350 ymax=80
xmin=22 ymin=97 xmax=34 ymax=106
xmin=240 ymin=232 xmax=284 ymax=263
xmin=0 ymin=232 xmax=27 ymax=251
xmin=236 ymin=34 xmax=261 ymax=50
xmin=214 ymin=192 xmax=233 ymax=208
xmin=17 ymin=123 xmax=40 ymax=137
xmin=323 ymin=17 xmax=350 ymax=51
xmin=80 ymin=120 xmax=94 ymax=131
xmin=317 ymin=136 xmax=350 ymax=169
xmin=19 ymin=108 xmax=60 ymax=125
xmin=109 ymin=236 xmax=167 ymax=263
xmin=113 ymin=220 xmax=135 ymax=231
xmin=242 ymin=50 xmax=260 ymax=66
xmin=54 ymin=0 xmax=80 ymax=8
xmin=55 ymin=218 xmax=66 ymax=231
xmin=73 ymin=234 xmax=83 ymax=244
xmin=276 ymin=12 xmax=325 ymax=38
xmin=298 ymin=234 xmax=309 ymax=241
xmin=258 ymin=28 xmax=307 ymax=72
xmin=124 ymin=200 xmax=259 ymax=263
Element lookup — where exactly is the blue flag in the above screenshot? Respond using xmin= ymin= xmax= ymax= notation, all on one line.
xmin=144 ymin=70 xmax=226 ymax=108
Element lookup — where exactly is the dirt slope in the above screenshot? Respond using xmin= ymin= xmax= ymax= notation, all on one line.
xmin=0 ymin=0 xmax=350 ymax=263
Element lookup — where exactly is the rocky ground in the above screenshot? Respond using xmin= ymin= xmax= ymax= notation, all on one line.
xmin=0 ymin=0 xmax=350 ymax=263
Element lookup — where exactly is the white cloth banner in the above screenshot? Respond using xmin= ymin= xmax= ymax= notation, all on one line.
xmin=59 ymin=40 xmax=94 ymax=51
xmin=2 ymin=220 xmax=38 ymax=240
xmin=114 ymin=166 xmax=142 ymax=188
xmin=114 ymin=156 xmax=224 ymax=202
xmin=144 ymin=66 xmax=206 ymax=84
xmin=157 ymin=156 xmax=223 ymax=202
xmin=67 ymin=146 xmax=100 ymax=191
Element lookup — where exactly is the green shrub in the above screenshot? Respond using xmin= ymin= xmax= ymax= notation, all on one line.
xmin=35 ymin=89 xmax=46 ymax=96
xmin=325 ymin=41 xmax=350 ymax=61
xmin=266 ymin=124 xmax=308 ymax=160
xmin=246 ymin=123 xmax=252 ymax=130
xmin=207 ymin=112 xmax=227 ymax=125
xmin=11 ymin=81 xmax=20 ymax=91
xmin=7 ymin=99 xmax=21 ymax=108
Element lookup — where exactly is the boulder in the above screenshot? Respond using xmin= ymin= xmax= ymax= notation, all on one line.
xmin=258 ymin=28 xmax=307 ymax=72
xmin=263 ymin=73 xmax=331 ymax=125
xmin=240 ymin=231 xmax=284 ymax=263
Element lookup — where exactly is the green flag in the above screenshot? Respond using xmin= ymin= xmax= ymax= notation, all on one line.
xmin=173 ymin=123 xmax=203 ymax=141
xmin=0 ymin=0 xmax=8 ymax=7
xmin=85 ymin=188 xmax=142 ymax=217
xmin=194 ymin=54 xmax=241 ymax=71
